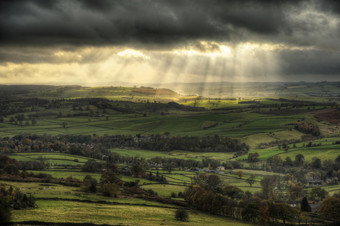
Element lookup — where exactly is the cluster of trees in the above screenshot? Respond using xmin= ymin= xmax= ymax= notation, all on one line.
xmin=133 ymin=134 xmax=249 ymax=153
xmin=0 ymin=186 xmax=36 ymax=210
xmin=0 ymin=186 xmax=36 ymax=223
xmin=79 ymin=169 xmax=186 ymax=207
xmin=294 ymin=121 xmax=321 ymax=136
xmin=184 ymin=173 xmax=340 ymax=224
xmin=0 ymin=98 xmax=49 ymax=118
xmin=265 ymin=154 xmax=340 ymax=184
xmin=0 ymin=134 xmax=248 ymax=159
xmin=0 ymin=155 xmax=45 ymax=175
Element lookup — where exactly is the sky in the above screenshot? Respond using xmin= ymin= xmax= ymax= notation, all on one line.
xmin=1 ymin=0 xmax=340 ymax=86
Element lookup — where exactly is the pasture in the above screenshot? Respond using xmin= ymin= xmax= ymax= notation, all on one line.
xmin=111 ymin=148 xmax=235 ymax=161
xmin=11 ymin=200 xmax=250 ymax=225
xmin=238 ymin=137 xmax=340 ymax=162
xmin=0 ymin=106 xmax=304 ymax=139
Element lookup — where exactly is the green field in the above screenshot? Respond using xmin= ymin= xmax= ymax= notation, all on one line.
xmin=12 ymin=200 xmax=250 ymax=226
xmin=140 ymin=184 xmax=186 ymax=197
xmin=0 ymin=110 xmax=304 ymax=139
xmin=0 ymin=181 xmax=171 ymax=206
xmin=238 ymin=137 xmax=340 ymax=162
xmin=9 ymin=153 xmax=103 ymax=168
xmin=111 ymin=148 xmax=235 ymax=160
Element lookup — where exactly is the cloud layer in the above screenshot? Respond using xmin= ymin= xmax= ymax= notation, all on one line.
xmin=1 ymin=0 xmax=340 ymax=83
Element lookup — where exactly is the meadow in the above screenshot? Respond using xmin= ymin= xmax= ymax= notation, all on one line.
xmin=1 ymin=180 xmax=249 ymax=225
xmin=238 ymin=137 xmax=340 ymax=162
xmin=12 ymin=200 xmax=250 ymax=226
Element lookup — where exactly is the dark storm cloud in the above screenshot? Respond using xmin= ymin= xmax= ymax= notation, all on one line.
xmin=1 ymin=0 xmax=340 ymax=80
xmin=0 ymin=0 xmax=307 ymax=47
xmin=279 ymin=49 xmax=340 ymax=76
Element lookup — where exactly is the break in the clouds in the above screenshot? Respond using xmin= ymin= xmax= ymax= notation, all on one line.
xmin=1 ymin=0 xmax=340 ymax=85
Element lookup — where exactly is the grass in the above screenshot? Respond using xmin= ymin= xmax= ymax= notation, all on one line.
xmin=12 ymin=200 xmax=250 ymax=225
xmin=238 ymin=137 xmax=340 ymax=162
xmin=241 ymin=129 xmax=305 ymax=149
xmin=0 ymin=109 xmax=304 ymax=138
xmin=0 ymin=180 xmax=175 ymax=207
xmin=9 ymin=153 xmax=102 ymax=168
xmin=140 ymin=184 xmax=186 ymax=197
xmin=111 ymin=148 xmax=235 ymax=161
xmin=26 ymin=169 xmax=102 ymax=181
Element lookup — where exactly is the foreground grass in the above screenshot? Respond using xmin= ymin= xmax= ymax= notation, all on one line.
xmin=12 ymin=200 xmax=250 ymax=226
xmin=0 ymin=180 xmax=176 ymax=208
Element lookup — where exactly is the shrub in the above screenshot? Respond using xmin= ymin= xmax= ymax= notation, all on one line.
xmin=175 ymin=209 xmax=189 ymax=221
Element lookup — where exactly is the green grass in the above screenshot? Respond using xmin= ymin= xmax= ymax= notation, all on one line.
xmin=111 ymin=148 xmax=235 ymax=161
xmin=140 ymin=184 xmax=186 ymax=197
xmin=277 ymin=145 xmax=340 ymax=162
xmin=238 ymin=137 xmax=340 ymax=162
xmin=26 ymin=169 xmax=102 ymax=181
xmin=12 ymin=200 xmax=250 ymax=225
xmin=0 ymin=180 xmax=175 ymax=207
xmin=0 ymin=109 xmax=304 ymax=138
xmin=9 ymin=153 xmax=102 ymax=168
xmin=241 ymin=129 xmax=305 ymax=149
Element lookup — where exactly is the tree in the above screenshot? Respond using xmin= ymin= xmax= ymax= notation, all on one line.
xmin=100 ymin=171 xmax=121 ymax=184
xmin=309 ymin=187 xmax=328 ymax=201
xmin=260 ymin=175 xmax=279 ymax=200
xmin=284 ymin=157 xmax=294 ymax=166
xmin=236 ymin=170 xmax=243 ymax=178
xmin=259 ymin=200 xmax=269 ymax=224
xmin=275 ymin=203 xmax=299 ymax=225
xmin=267 ymin=155 xmax=283 ymax=166
xmin=247 ymin=152 xmax=259 ymax=162
xmin=163 ymin=162 xmax=176 ymax=174
xmin=192 ymin=173 xmax=222 ymax=192
xmin=242 ymin=199 xmax=260 ymax=223
xmin=62 ymin=122 xmax=67 ymax=128
xmin=0 ymin=198 xmax=11 ymax=223
xmin=206 ymin=174 xmax=222 ymax=192
xmin=223 ymin=185 xmax=244 ymax=199
xmin=82 ymin=159 xmax=100 ymax=173
xmin=282 ymin=143 xmax=289 ymax=152
xmin=311 ymin=157 xmax=322 ymax=169
xmin=300 ymin=197 xmax=312 ymax=212
xmin=131 ymin=163 xmax=145 ymax=178
xmin=102 ymin=183 xmax=120 ymax=197
xmin=246 ymin=175 xmax=256 ymax=187
xmin=319 ymin=197 xmax=340 ymax=224
xmin=82 ymin=175 xmax=97 ymax=193
xmin=288 ymin=184 xmax=305 ymax=201
xmin=294 ymin=154 xmax=304 ymax=166
xmin=175 ymin=209 xmax=189 ymax=221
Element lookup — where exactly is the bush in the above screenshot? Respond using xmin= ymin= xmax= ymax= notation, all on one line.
xmin=175 ymin=209 xmax=189 ymax=222
xmin=0 ymin=198 xmax=11 ymax=223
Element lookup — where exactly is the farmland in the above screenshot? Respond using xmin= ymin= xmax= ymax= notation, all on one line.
xmin=1 ymin=83 xmax=340 ymax=225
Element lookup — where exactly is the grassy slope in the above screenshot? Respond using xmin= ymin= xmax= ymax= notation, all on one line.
xmin=111 ymin=148 xmax=235 ymax=160
xmin=0 ymin=111 xmax=303 ymax=138
xmin=12 ymin=200 xmax=250 ymax=226
xmin=238 ymin=137 xmax=340 ymax=162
